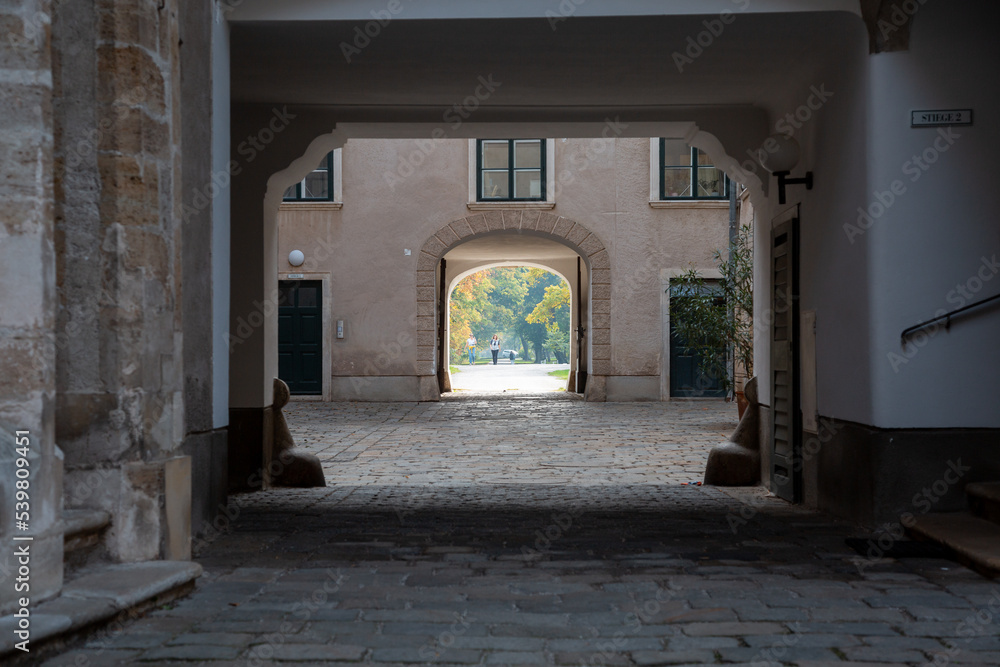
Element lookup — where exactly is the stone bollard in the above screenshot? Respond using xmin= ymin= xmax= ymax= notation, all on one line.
xmin=703 ymin=376 xmax=761 ymax=486
xmin=271 ymin=378 xmax=327 ymax=487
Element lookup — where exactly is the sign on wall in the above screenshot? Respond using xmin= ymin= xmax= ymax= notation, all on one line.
xmin=911 ymin=109 xmax=973 ymax=127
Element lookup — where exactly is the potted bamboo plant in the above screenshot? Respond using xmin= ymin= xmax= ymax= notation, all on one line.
xmin=670 ymin=224 xmax=754 ymax=416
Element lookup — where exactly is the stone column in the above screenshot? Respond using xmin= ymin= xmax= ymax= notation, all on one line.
xmin=53 ymin=0 xmax=189 ymax=563
xmin=0 ymin=0 xmax=62 ymax=614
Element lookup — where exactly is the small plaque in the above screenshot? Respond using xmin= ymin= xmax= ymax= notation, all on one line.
xmin=911 ymin=109 xmax=973 ymax=127
xmin=287 ymin=273 xmax=304 ymax=280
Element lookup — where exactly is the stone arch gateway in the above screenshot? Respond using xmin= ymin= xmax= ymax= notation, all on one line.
xmin=416 ymin=210 xmax=612 ymax=401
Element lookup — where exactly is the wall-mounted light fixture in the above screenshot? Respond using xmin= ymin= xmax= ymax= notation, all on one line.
xmin=760 ymin=135 xmax=813 ymax=205
xmin=288 ymin=250 xmax=305 ymax=267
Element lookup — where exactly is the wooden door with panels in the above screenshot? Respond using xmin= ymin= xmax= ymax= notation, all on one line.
xmin=278 ymin=280 xmax=323 ymax=395
xmin=770 ymin=214 xmax=801 ymax=502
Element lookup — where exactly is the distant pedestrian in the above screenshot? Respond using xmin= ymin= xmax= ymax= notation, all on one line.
xmin=490 ymin=335 xmax=501 ymax=365
xmin=509 ymin=350 xmax=515 ymax=364
xmin=467 ymin=334 xmax=477 ymax=365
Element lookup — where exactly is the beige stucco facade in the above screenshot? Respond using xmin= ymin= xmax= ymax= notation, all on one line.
xmin=277 ymin=137 xmax=737 ymax=402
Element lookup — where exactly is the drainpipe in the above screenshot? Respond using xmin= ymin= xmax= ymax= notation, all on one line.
xmin=728 ymin=180 xmax=738 ymax=397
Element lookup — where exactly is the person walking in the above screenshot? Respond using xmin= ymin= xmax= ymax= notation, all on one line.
xmin=490 ymin=335 xmax=501 ymax=365
xmin=467 ymin=334 xmax=477 ymax=365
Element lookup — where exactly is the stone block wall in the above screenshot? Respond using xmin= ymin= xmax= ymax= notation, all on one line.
xmin=0 ymin=0 xmax=61 ymax=615
xmin=50 ymin=0 xmax=193 ymax=565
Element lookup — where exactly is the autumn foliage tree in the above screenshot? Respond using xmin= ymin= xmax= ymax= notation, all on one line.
xmin=449 ymin=271 xmax=494 ymax=361
xmin=526 ymin=280 xmax=571 ymax=363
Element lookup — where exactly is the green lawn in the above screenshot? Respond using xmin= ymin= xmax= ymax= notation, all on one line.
xmin=548 ymin=369 xmax=569 ymax=379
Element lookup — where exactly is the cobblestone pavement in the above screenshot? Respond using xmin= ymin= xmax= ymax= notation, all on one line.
xmin=43 ymin=397 xmax=1000 ymax=666
xmin=294 ymin=394 xmax=736 ymax=487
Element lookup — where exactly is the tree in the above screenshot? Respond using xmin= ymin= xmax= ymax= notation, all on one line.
xmin=519 ymin=270 xmax=566 ymax=363
xmin=450 ymin=271 xmax=494 ymax=361
xmin=544 ymin=324 xmax=570 ymax=364
xmin=527 ymin=280 xmax=571 ymax=363
xmin=669 ymin=224 xmax=754 ymax=393
xmin=482 ymin=268 xmax=529 ymax=338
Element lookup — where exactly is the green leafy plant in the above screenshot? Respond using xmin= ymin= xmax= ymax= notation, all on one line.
xmin=669 ymin=224 xmax=754 ymax=393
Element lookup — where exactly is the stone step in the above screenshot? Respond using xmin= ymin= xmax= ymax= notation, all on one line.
xmin=62 ymin=509 xmax=110 ymax=554
xmin=907 ymin=512 xmax=1000 ymax=578
xmin=966 ymin=482 xmax=1000 ymax=525
xmin=0 ymin=560 xmax=202 ymax=664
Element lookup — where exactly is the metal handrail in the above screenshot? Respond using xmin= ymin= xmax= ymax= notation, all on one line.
xmin=901 ymin=292 xmax=1000 ymax=343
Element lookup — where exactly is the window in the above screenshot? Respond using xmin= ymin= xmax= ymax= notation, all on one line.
xmin=284 ymin=152 xmax=334 ymax=201
xmin=477 ymin=139 xmax=546 ymax=201
xmin=659 ymin=139 xmax=728 ymax=200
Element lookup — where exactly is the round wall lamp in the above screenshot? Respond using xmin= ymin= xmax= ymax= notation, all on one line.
xmin=760 ymin=134 xmax=813 ymax=205
xmin=288 ymin=250 xmax=305 ymax=267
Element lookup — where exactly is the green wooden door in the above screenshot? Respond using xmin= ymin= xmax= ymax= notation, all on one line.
xmin=669 ymin=288 xmax=727 ymax=398
xmin=278 ymin=281 xmax=323 ymax=395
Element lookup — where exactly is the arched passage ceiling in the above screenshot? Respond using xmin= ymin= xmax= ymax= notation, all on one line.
xmin=444 ymin=235 xmax=580 ymax=265
xmin=229 ymin=8 xmax=864 ymax=121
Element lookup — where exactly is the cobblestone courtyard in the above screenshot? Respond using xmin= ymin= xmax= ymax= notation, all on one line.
xmin=43 ymin=397 xmax=1000 ymax=666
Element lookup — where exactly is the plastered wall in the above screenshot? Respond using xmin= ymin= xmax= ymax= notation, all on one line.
xmin=277 ymin=138 xmax=732 ymax=401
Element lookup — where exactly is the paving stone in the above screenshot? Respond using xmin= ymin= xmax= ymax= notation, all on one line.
xmin=451 ymin=635 xmax=547 ymax=651
xmin=733 ymin=605 xmax=811 ymax=621
xmin=167 ymin=631 xmax=256 ymax=647
xmin=118 ymin=616 xmax=199 ymax=634
xmin=301 ymin=609 xmax=361 ymax=622
xmin=630 ymin=650 xmax=718 ymax=665
xmin=807 ymin=607 xmax=909 ymax=623
xmin=41 ymin=649 xmax=144 ymax=666
xmin=796 ymin=622 xmax=901 ymax=636
xmin=897 ymin=621 xmax=968 ymax=637
xmin=138 ymin=643 xmax=243 ymax=660
xmin=945 ymin=650 xmax=1000 ymax=664
xmin=907 ymin=606 xmax=982 ymax=621
xmin=664 ymin=635 xmax=741 ymax=650
xmin=371 ymin=647 xmax=483 ymax=663
xmin=841 ymin=645 xmax=931 ymax=662
xmin=545 ymin=637 xmax=664 ymax=651
xmin=861 ymin=634 xmax=949 ymax=649
xmin=268 ymin=643 xmax=366 ymax=661
xmin=961 ymin=635 xmax=1000 ymax=651
xmin=87 ymin=632 xmax=176 ymax=650
xmin=716 ymin=645 xmax=842 ymax=663
xmin=743 ymin=633 xmax=861 ymax=648
xmin=490 ymin=624 xmax=598 ymax=638
xmin=329 ymin=634 xmax=433 ymax=649
xmin=553 ymin=650 xmax=633 ymax=665
xmin=680 ymin=621 xmax=787 ymax=636
xmin=381 ymin=621 xmax=489 ymax=636
xmin=485 ymin=651 xmax=547 ymax=664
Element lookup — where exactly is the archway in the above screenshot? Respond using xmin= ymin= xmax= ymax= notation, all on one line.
xmin=416 ymin=211 xmax=611 ymax=401
xmin=445 ymin=262 xmax=576 ymax=393
xmin=229 ymin=122 xmax=768 ymax=489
